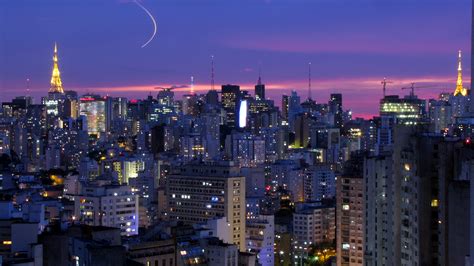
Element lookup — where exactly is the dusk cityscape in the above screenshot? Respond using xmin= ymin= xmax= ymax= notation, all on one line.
xmin=0 ymin=0 xmax=473 ymax=265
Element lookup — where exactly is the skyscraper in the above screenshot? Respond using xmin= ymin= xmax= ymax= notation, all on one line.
xmin=255 ymin=76 xmax=265 ymax=100
xmin=79 ymin=94 xmax=107 ymax=136
xmin=166 ymin=162 xmax=246 ymax=251
xmin=337 ymin=152 xmax=365 ymax=266
xmin=221 ymin=84 xmax=241 ymax=127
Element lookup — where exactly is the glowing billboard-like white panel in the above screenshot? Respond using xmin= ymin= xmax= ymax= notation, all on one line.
xmin=239 ymin=100 xmax=248 ymax=128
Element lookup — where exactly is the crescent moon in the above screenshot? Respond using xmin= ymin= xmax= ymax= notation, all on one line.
xmin=134 ymin=0 xmax=157 ymax=48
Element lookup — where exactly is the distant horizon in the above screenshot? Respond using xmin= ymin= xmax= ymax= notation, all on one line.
xmin=1 ymin=0 xmax=471 ymax=117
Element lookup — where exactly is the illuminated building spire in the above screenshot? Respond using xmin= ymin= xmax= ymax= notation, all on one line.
xmin=454 ymin=50 xmax=467 ymax=96
xmin=49 ymin=42 xmax=64 ymax=94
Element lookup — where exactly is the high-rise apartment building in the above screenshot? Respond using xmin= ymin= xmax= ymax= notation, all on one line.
xmin=337 ymin=153 xmax=365 ymax=266
xmin=74 ymin=185 xmax=139 ymax=236
xmin=166 ymin=162 xmax=246 ymax=251
xmin=293 ymin=202 xmax=335 ymax=247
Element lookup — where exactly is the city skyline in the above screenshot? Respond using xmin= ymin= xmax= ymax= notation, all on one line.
xmin=1 ymin=0 xmax=472 ymax=118
xmin=2 ymin=1 xmax=474 ymax=265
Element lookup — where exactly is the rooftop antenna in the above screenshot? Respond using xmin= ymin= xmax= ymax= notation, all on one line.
xmin=211 ymin=55 xmax=215 ymax=91
xmin=308 ymin=62 xmax=312 ymax=100
xmin=191 ymin=76 xmax=195 ymax=95
xmin=26 ymin=78 xmax=30 ymax=96
xmin=257 ymin=61 xmax=262 ymax=85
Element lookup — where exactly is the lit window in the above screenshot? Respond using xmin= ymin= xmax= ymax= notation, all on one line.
xmin=404 ymin=164 xmax=410 ymax=171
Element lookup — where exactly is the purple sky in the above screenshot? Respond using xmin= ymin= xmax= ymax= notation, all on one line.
xmin=0 ymin=0 xmax=471 ymax=118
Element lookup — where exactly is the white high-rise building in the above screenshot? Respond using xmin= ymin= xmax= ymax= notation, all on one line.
xmin=293 ymin=203 xmax=335 ymax=248
xmin=74 ymin=185 xmax=139 ymax=236
xmin=166 ymin=162 xmax=246 ymax=251
xmin=246 ymin=215 xmax=274 ymax=266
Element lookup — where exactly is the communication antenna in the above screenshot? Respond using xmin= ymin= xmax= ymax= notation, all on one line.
xmin=308 ymin=62 xmax=312 ymax=100
xmin=26 ymin=78 xmax=30 ymax=96
xmin=211 ymin=55 xmax=215 ymax=91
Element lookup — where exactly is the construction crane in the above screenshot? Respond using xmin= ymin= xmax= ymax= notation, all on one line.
xmin=401 ymin=82 xmax=439 ymax=98
xmin=381 ymin=77 xmax=393 ymax=97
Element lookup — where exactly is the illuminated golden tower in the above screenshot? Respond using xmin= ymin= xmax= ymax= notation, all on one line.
xmin=454 ymin=50 xmax=467 ymax=96
xmin=49 ymin=43 xmax=64 ymax=94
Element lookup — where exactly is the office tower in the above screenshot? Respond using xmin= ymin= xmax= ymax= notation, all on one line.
xmin=111 ymin=97 xmax=128 ymax=120
xmin=337 ymin=152 xmax=365 ymax=266
xmin=221 ymin=84 xmax=241 ymax=127
xmin=255 ymin=76 xmax=265 ymax=100
xmin=329 ymin=93 xmax=343 ymax=128
xmin=166 ymin=162 xmax=246 ymax=251
xmin=303 ymin=164 xmax=336 ymax=201
xmin=379 ymin=95 xmax=426 ymax=125
xmin=79 ymin=94 xmax=107 ymax=136
xmin=74 ymin=185 xmax=139 ymax=236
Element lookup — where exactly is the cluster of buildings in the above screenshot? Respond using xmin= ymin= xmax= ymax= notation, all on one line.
xmin=2 ymin=37 xmax=474 ymax=266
